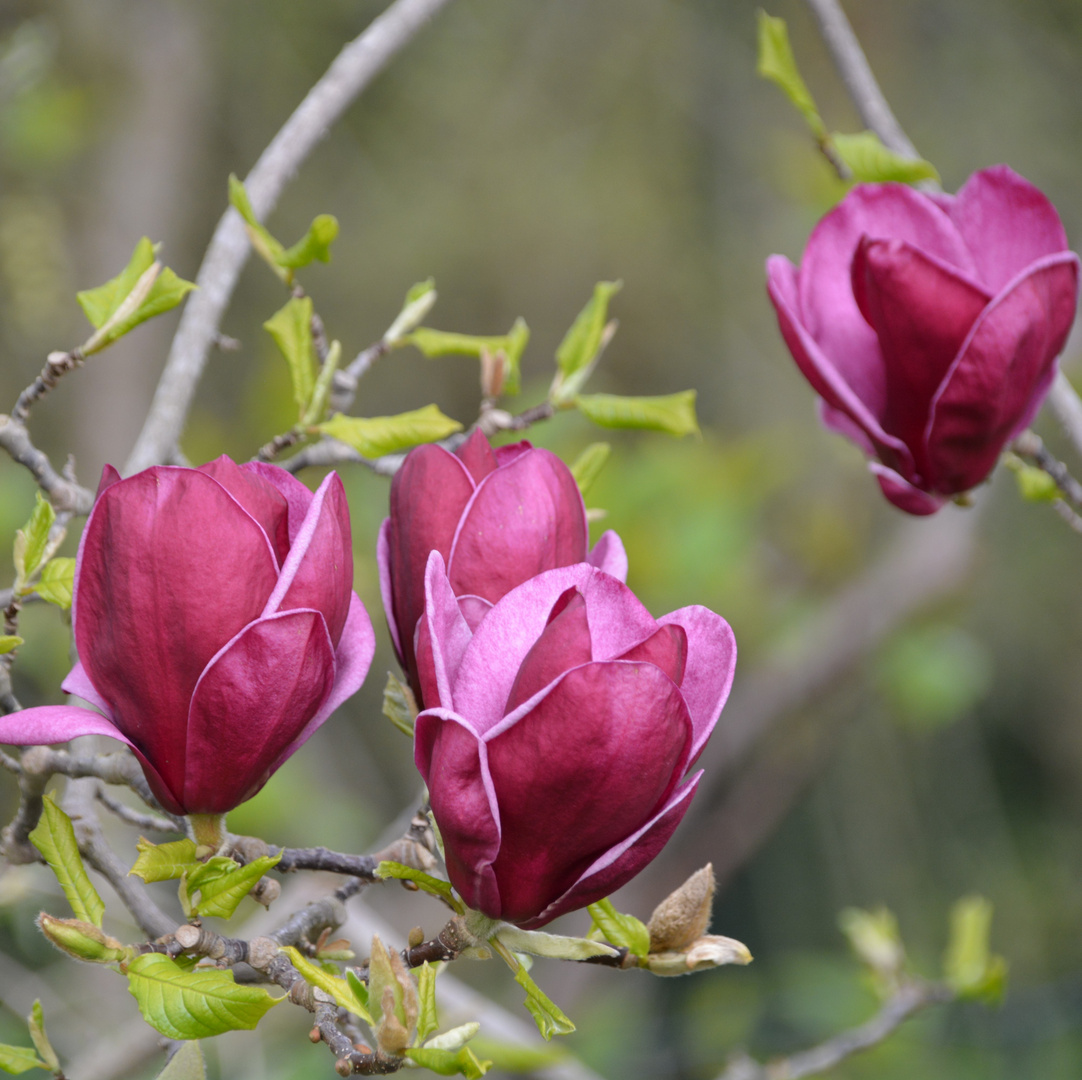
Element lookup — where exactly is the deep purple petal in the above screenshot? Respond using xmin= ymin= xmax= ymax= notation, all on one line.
xmin=485 ymin=661 xmax=692 ymax=926
xmin=414 ymin=709 xmax=502 ymax=916
xmin=869 ymin=463 xmax=946 ymax=514
xmin=455 ymin=428 xmax=499 ymax=483
xmin=587 ymin=530 xmax=628 ymax=581
xmin=376 ymin=518 xmax=402 ymax=661
xmin=199 ymin=456 xmax=291 ymax=566
xmin=520 ymin=774 xmax=701 ymax=929
xmin=616 ymin=624 xmax=687 ymax=685
xmin=926 ymin=253 xmax=1080 ymax=492
xmin=183 ymin=610 xmax=336 ymax=813
xmin=242 ymin=462 xmax=316 ymax=545
xmin=494 ymin=440 xmax=532 ymax=466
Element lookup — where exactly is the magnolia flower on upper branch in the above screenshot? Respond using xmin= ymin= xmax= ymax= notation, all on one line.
xmin=0 ymin=456 xmax=375 ymax=816
xmin=767 ymin=165 xmax=1080 ymax=513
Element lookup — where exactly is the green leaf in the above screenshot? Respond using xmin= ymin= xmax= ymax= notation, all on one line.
xmin=300 ymin=339 xmax=342 ymax=427
xmin=26 ymin=1002 xmax=58 ymax=1074
xmin=496 ymin=925 xmax=618 ymax=962
xmin=376 ymin=862 xmax=458 ymax=908
xmin=126 ymin=954 xmax=283 ymax=1040
xmin=384 ymin=279 xmax=438 ymax=344
xmin=756 ymin=11 xmax=825 ymax=137
xmin=0 ymin=1045 xmax=47 ymax=1075
xmin=404 ymin=319 xmax=530 ymax=395
xmin=317 ymin=406 xmax=462 ymax=459
xmin=14 ymin=493 xmax=55 ymax=587
xmin=405 ymin=1046 xmax=491 ymax=1078
xmin=228 ymin=175 xmax=286 ymax=272
xmin=182 ymin=852 xmax=281 ymax=920
xmin=1012 ymin=462 xmax=1060 ymax=502
xmin=830 ymin=131 xmax=939 ymax=184
xmin=281 ymin=946 xmax=372 ymax=1021
xmin=569 ymin=443 xmax=611 ymax=498
xmin=0 ymin=637 xmax=23 ymax=655
xmin=513 ymin=965 xmax=574 ymax=1040
xmin=275 ymin=214 xmax=339 ymax=269
xmin=417 ymin=961 xmax=438 ymax=1042
xmin=77 ymin=237 xmax=195 ymax=351
xmin=944 ymin=896 xmax=1007 ymax=1003
xmin=575 ymin=391 xmax=699 ymax=437
xmin=587 ymin=898 xmax=650 ymax=960
xmin=130 ymin=837 xmax=199 ymax=883
xmin=29 ymin=794 xmax=105 ymax=927
xmin=555 ymin=281 xmax=621 ymax=381
xmin=32 ymin=558 xmax=75 ymax=609
xmin=347 ymin=969 xmax=369 ymax=1012
xmin=264 ymin=296 xmax=316 ymax=415
xmin=154 ymin=1040 xmax=206 ymax=1080
xmin=382 ymin=671 xmax=418 ymax=737
xmin=838 ymin=907 xmax=905 ymax=979
xmin=37 ymin=913 xmax=132 ymax=964
xmin=468 ymin=1037 xmax=567 ymax=1074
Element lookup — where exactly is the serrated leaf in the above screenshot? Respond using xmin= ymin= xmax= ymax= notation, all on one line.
xmin=587 ymin=898 xmax=650 ymax=960
xmin=404 ymin=319 xmax=529 ymax=395
xmin=944 ymin=896 xmax=1007 ymax=1003
xmin=318 ymin=406 xmax=462 ymax=459
xmin=575 ymin=391 xmax=699 ymax=437
xmin=0 ymin=637 xmax=23 ymax=655
xmin=281 ymin=946 xmax=372 ymax=1021
xmin=32 ymin=558 xmax=74 ymax=609
xmin=126 ymin=954 xmax=282 ymax=1040
xmin=26 ymin=1002 xmax=57 ymax=1074
xmin=405 ymin=1046 xmax=491 ymax=1078
xmin=29 ymin=794 xmax=104 ymax=927
xmin=154 ymin=1040 xmax=206 ymax=1080
xmin=555 ymin=281 xmax=621 ymax=380
xmin=382 ymin=671 xmax=417 ymax=737
xmin=130 ymin=837 xmax=199 ymax=883
xmin=513 ymin=965 xmax=574 ymax=1040
xmin=182 ymin=852 xmax=281 ymax=920
xmin=0 ymin=1045 xmax=47 ymax=1075
xmin=757 ymin=11 xmax=825 ymax=137
xmin=14 ymin=493 xmax=55 ymax=586
xmin=275 ymin=214 xmax=338 ymax=269
xmin=569 ymin=443 xmax=611 ymax=497
xmin=417 ymin=962 xmax=438 ymax=1042
xmin=264 ymin=296 xmax=316 ymax=414
xmin=830 ymin=131 xmax=939 ymax=184
xmin=376 ymin=862 xmax=458 ymax=906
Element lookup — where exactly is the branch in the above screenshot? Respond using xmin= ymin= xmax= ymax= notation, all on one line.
xmin=0 ymin=415 xmax=94 ymax=514
xmin=124 ymin=0 xmax=456 ymax=474
xmin=1011 ymin=429 xmax=1082 ymax=511
xmin=1047 ymin=371 xmax=1082 ymax=463
xmin=718 ymin=980 xmax=952 ymax=1080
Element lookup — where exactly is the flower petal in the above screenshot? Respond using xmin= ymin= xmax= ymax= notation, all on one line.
xmin=485 ymin=661 xmax=692 ymax=926
xmin=448 ymin=449 xmax=588 ymax=604
xmin=418 ymin=551 xmax=474 ymax=712
xmin=587 ymin=529 xmax=628 ymax=581
xmin=617 ymin=624 xmax=687 ymax=685
xmin=376 ymin=518 xmax=402 ymax=661
xmin=869 ymin=463 xmax=945 ymax=515
xmin=456 ymin=594 xmax=492 ymax=631
xmin=926 ymin=252 xmax=1080 ymax=492
xmin=199 ymin=456 xmax=291 ymax=567
xmin=414 ymin=708 xmax=502 ymax=915
xmin=521 ymin=774 xmax=701 ymax=929
xmin=455 ymin=428 xmax=499 ymax=483
xmin=61 ymin=661 xmax=113 ymax=717
xmin=242 ymin=462 xmax=316 ymax=545
xmin=183 ymin=609 xmax=336 ymax=813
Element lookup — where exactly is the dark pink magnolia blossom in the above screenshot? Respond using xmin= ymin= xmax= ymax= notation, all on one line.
xmin=414 ymin=551 xmax=736 ymax=929
xmin=0 ymin=457 xmax=375 ymax=816
xmin=767 ymin=166 xmax=1080 ymax=514
xmin=377 ymin=428 xmax=627 ymax=703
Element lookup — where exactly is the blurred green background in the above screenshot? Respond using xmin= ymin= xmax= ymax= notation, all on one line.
xmin=2 ymin=0 xmax=1082 ymax=1077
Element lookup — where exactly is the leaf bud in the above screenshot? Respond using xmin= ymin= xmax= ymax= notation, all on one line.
xmin=368 ymin=934 xmax=418 ymax=1056
xmin=647 ymin=864 xmax=715 ymax=953
xmin=646 ymin=935 xmax=752 ymax=977
xmin=37 ymin=913 xmax=131 ymax=964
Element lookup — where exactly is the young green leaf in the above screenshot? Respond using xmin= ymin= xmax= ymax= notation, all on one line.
xmin=0 ymin=1044 xmax=47 ymax=1075
xmin=555 ymin=281 xmax=621 ymax=380
xmin=37 ymin=914 xmax=132 ymax=964
xmin=568 ymin=443 xmax=611 ymax=497
xmin=0 ymin=636 xmax=23 ymax=655
xmin=182 ymin=852 xmax=281 ymax=920
xmin=376 ymin=862 xmax=459 ymax=908
xmin=228 ymin=174 xmax=286 ymax=273
xmin=587 ymin=898 xmax=650 ymax=960
xmin=944 ymin=896 xmax=1007 ymax=1004
xmin=154 ymin=1040 xmax=206 ymax=1080
xmin=317 ymin=405 xmax=462 ymax=459
xmin=280 ymin=946 xmax=372 ymax=1021
xmin=384 ymin=278 xmax=437 ymax=343
xmin=347 ymin=969 xmax=369 ymax=1012
xmin=468 ymin=1037 xmax=567 ymax=1074
xmin=126 ymin=954 xmax=283 ymax=1040
xmin=756 ymin=11 xmax=825 ymax=138
xmin=417 ymin=961 xmax=439 ymax=1042
xmin=77 ymin=236 xmax=156 ymax=329
xmin=1011 ymin=463 xmax=1060 ymax=502
xmin=575 ymin=391 xmax=699 ymax=437
xmin=403 ymin=319 xmax=530 ymax=395
xmin=26 ymin=1003 xmax=58 ymax=1074
xmin=13 ymin=493 xmax=55 ymax=588
xmin=404 ymin=1046 xmax=491 ymax=1078
xmin=264 ymin=296 xmax=316 ymax=414
xmin=275 ymin=213 xmax=339 ymax=269
xmin=32 ymin=557 xmax=75 ymax=609
xmin=29 ymin=794 xmax=105 ymax=927
xmin=513 ymin=965 xmax=575 ymax=1040
xmin=830 ymin=131 xmax=940 ymax=184
xmin=382 ymin=671 xmax=418 ymax=737
xmin=495 ymin=925 xmax=618 ymax=962
xmin=300 ymin=339 xmax=342 ymax=427
xmin=130 ymin=837 xmax=199 ymax=883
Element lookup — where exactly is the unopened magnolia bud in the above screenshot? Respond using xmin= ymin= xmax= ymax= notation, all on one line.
xmin=368 ymin=934 xmax=418 ymax=1056
xmin=408 ymin=926 xmax=425 ymax=949
xmin=647 ymin=864 xmax=715 ymax=953
xmin=37 ymin=913 xmax=130 ymax=964
xmin=646 ymin=934 xmax=752 ymax=977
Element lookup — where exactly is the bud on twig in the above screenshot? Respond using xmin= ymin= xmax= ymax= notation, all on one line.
xmin=648 ymin=864 xmax=715 ymax=953
xmin=37 ymin=913 xmax=132 ymax=964
xmin=368 ymin=934 xmax=418 ymax=1055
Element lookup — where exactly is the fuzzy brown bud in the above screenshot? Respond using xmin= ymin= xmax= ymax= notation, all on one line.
xmin=647 ymin=864 xmax=715 ymax=953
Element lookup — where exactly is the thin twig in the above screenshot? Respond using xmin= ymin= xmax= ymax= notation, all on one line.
xmin=1047 ymin=370 xmax=1082 ymax=464
xmin=1011 ymin=429 xmax=1082 ymax=511
xmin=125 ymin=0 xmax=455 ymax=474
xmin=0 ymin=415 xmax=94 ymax=514
xmin=94 ymin=784 xmax=185 ymax=834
